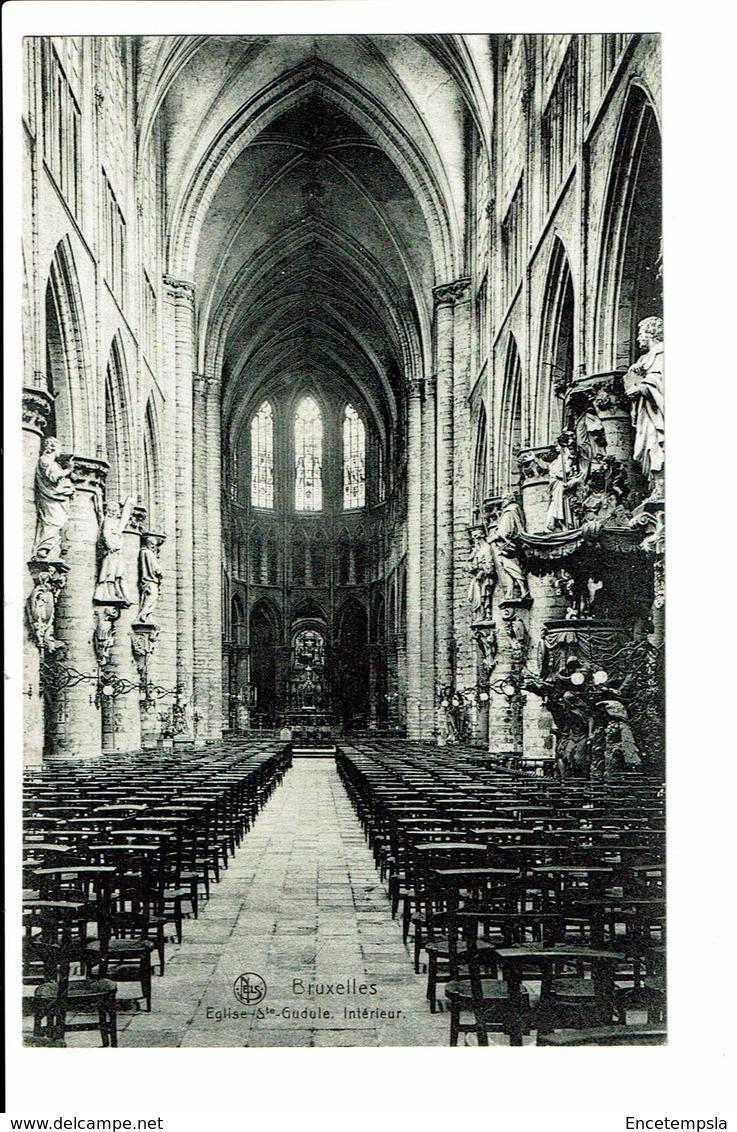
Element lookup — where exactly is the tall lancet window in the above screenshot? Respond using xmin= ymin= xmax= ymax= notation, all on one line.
xmin=251 ymin=401 xmax=274 ymax=508
xmin=295 ymin=396 xmax=323 ymax=511
xmin=343 ymin=404 xmax=366 ymax=509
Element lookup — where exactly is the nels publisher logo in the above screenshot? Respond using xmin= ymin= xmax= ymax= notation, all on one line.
xmin=233 ymin=972 xmax=267 ymax=1006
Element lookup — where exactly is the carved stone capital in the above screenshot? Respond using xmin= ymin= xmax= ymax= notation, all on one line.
xmin=26 ymin=559 xmax=69 ymax=654
xmin=565 ymin=371 xmax=630 ymax=417
xmin=163 ymin=274 xmax=196 ymax=302
xmin=93 ymin=606 xmax=121 ymax=669
xmin=518 ymin=445 xmax=556 ymax=482
xmin=23 ymin=387 xmax=53 ymax=436
xmin=406 ymin=377 xmax=424 ymax=399
xmin=70 ymin=456 xmax=108 ymax=494
xmin=471 ymin=618 xmax=497 ymax=673
xmin=482 ymin=495 xmax=504 ymax=529
xmin=433 ymin=277 xmax=472 ymax=307
xmin=131 ymin=623 xmax=160 ymax=686
xmin=143 ymin=530 xmax=167 ymax=547
xmin=629 ymin=501 xmax=665 ymax=558
xmin=500 ymin=605 xmax=530 ymax=660
xmin=423 ymin=374 xmax=437 ymax=398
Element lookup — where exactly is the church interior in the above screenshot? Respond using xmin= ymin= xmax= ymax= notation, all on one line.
xmin=21 ymin=33 xmax=665 ymax=1047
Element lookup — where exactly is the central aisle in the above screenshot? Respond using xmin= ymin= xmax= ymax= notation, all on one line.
xmin=120 ymin=757 xmax=448 ymax=1047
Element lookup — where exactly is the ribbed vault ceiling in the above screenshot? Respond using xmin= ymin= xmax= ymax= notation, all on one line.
xmin=138 ymin=34 xmax=490 ymax=445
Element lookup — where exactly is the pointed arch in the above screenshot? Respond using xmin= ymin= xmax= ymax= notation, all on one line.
xmin=291 ymin=596 xmax=328 ymax=625
xmin=167 ymin=58 xmax=458 ymax=293
xmin=294 ymin=395 xmax=323 ymax=511
xmin=249 ymin=596 xmax=282 ymax=723
xmin=231 ymin=591 xmax=246 ymax=645
xmin=343 ymin=403 xmax=366 ymax=510
xmin=142 ymin=394 xmax=163 ymax=529
xmin=498 ymin=333 xmax=523 ymax=491
xmin=595 ymin=84 xmax=663 ymax=370
xmin=44 ymin=237 xmax=92 ymax=451
xmin=537 ymin=236 xmax=574 ymax=442
xmin=472 ymin=401 xmax=488 ymax=518
xmin=250 ymin=399 xmax=275 ymax=508
xmin=104 ymin=332 xmax=136 ymax=500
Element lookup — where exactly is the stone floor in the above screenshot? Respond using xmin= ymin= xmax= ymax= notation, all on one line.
xmin=41 ymin=758 xmax=455 ymax=1048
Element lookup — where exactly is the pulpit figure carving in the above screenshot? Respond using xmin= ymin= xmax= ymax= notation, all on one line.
xmin=546 ymin=432 xmax=585 ymax=531
xmin=490 ymin=494 xmax=530 ymax=601
xmin=624 ymin=316 xmax=664 ymax=488
xmin=32 ymin=437 xmax=75 ymax=560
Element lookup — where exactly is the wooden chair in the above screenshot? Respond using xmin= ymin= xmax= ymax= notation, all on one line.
xmin=29 ymin=897 xmax=118 ymax=1047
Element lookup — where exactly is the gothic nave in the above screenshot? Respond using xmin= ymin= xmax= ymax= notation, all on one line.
xmin=19 ymin=32 xmax=666 ymax=1053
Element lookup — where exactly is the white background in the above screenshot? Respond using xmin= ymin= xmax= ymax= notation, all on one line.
xmin=3 ymin=3 xmax=736 ymax=1130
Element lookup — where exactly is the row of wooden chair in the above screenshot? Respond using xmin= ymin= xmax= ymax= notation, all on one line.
xmin=337 ymin=739 xmax=665 ymax=1046
xmin=23 ymin=741 xmax=293 ymax=1046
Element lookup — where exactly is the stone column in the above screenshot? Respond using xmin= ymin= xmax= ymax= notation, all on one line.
xmin=522 ymin=573 xmax=567 ymax=762
xmin=568 ymin=373 xmax=635 ymax=467
xmin=97 ymin=504 xmax=146 ymax=753
xmin=163 ymin=275 xmax=196 ymax=733
xmin=420 ymin=376 xmax=437 ymax=732
xmin=23 ymin=385 xmax=53 ymax=765
xmin=450 ymin=280 xmax=477 ymax=736
xmin=386 ymin=638 xmax=399 ymax=727
xmin=518 ymin=453 xmax=571 ymax=761
xmin=133 ymin=624 xmax=162 ymax=748
xmin=396 ymin=636 xmax=408 ymax=731
xmin=485 ymin=616 xmax=524 ymax=757
xmin=433 ymin=285 xmax=456 ymax=691
xmin=205 ymin=374 xmax=224 ymax=739
xmin=50 ymin=457 xmax=108 ymax=759
xmin=405 ymin=377 xmax=424 ymax=738
xmin=193 ymin=372 xmax=224 ymax=741
xmin=518 ymin=447 xmax=556 ymax=534
xmin=367 ymin=643 xmax=379 ymax=727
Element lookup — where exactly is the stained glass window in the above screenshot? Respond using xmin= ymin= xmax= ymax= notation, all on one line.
xmin=343 ymin=404 xmax=366 ymax=509
xmin=251 ymin=401 xmax=274 ymax=508
xmin=295 ymin=396 xmax=323 ymax=511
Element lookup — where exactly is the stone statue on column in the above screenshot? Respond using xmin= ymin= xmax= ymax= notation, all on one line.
xmin=94 ymin=494 xmax=134 ymax=605
xmin=32 ymin=437 xmax=75 ymax=560
xmin=623 ymin=316 xmax=664 ymax=495
xmin=467 ymin=526 xmax=496 ymax=621
xmin=546 ymin=432 xmax=585 ymax=531
xmin=136 ymin=536 xmax=163 ymax=625
xmin=490 ymin=494 xmax=530 ymax=603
